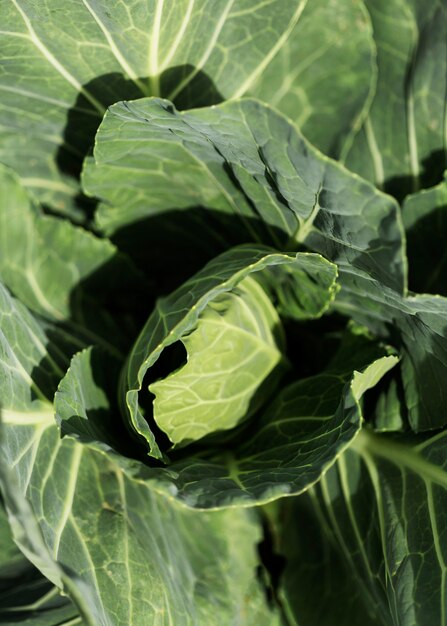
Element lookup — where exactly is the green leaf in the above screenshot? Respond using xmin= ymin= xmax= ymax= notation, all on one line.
xmin=0 ymin=0 xmax=306 ymax=217
xmin=402 ymin=173 xmax=447 ymax=295
xmin=1 ymin=430 xmax=280 ymax=625
xmin=289 ymin=426 xmax=447 ymax=626
xmin=249 ymin=0 xmax=377 ymax=158
xmin=0 ymin=164 xmax=147 ymax=357
xmin=344 ymin=0 xmax=447 ymax=198
xmin=0 ymin=282 xmax=66 ymax=413
xmin=150 ymin=276 xmax=286 ymax=447
xmin=268 ymin=496 xmax=382 ymax=626
xmin=121 ymin=244 xmax=339 ymax=459
xmin=2 ymin=426 xmax=281 ymax=625
xmin=338 ymin=271 xmax=447 ymax=431
xmin=83 ymin=97 xmax=405 ymax=294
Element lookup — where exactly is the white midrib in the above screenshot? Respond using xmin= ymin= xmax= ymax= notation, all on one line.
xmin=233 ymin=0 xmax=308 ymax=98
xmin=81 ymin=0 xmax=148 ymax=95
xmin=9 ymin=0 xmax=105 ymax=115
xmin=0 ymin=406 xmax=54 ymax=425
xmin=52 ymin=444 xmax=83 ymax=558
xmin=364 ymin=118 xmax=384 ymax=189
xmin=167 ymin=0 xmax=235 ymax=101
xmin=148 ymin=0 xmax=165 ymax=96
xmin=404 ymin=4 xmax=420 ymax=192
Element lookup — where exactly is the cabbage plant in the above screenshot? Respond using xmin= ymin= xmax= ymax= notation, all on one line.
xmin=0 ymin=1 xmax=446 ymax=624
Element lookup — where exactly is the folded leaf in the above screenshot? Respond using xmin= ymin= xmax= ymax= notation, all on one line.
xmin=121 ymin=244 xmax=338 ymax=459
xmin=150 ymin=276 xmax=286 ymax=446
xmin=57 ymin=340 xmax=397 ymax=509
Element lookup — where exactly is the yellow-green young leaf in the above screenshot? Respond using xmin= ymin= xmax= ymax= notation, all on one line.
xmin=150 ymin=276 xmax=286 ymax=446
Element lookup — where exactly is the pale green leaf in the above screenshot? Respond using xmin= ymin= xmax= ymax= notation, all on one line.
xmin=0 ymin=0 xmax=305 ymax=217
xmin=0 ymin=164 xmax=145 ymax=357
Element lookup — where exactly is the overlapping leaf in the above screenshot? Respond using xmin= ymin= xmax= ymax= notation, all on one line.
xmin=0 ymin=0 xmax=306 ymax=217
xmin=338 ymin=270 xmax=447 ymax=431
xmin=56 ymin=337 xmax=397 ymax=509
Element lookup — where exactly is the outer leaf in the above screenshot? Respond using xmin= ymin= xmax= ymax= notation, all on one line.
xmin=83 ymin=97 xmax=405 ymax=294
xmin=402 ymin=173 xmax=447 ymax=295
xmin=59 ymin=343 xmax=397 ymax=509
xmin=150 ymin=276 xmax=286 ymax=447
xmin=286 ymin=426 xmax=447 ymax=626
xmin=268 ymin=497 xmax=382 ymax=626
xmin=0 ymin=0 xmax=305 ymax=217
xmin=121 ymin=244 xmax=339 ymax=459
xmin=249 ymin=0 xmax=377 ymax=158
xmin=345 ymin=0 xmax=447 ymax=198
xmin=0 ymin=164 xmax=146 ymax=356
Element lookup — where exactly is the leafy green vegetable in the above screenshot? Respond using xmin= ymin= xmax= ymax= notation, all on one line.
xmin=1 ymin=1 xmax=447 ymax=623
